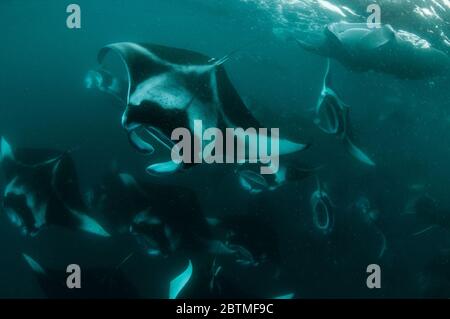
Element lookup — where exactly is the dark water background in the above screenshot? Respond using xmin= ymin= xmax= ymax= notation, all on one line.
xmin=0 ymin=0 xmax=450 ymax=298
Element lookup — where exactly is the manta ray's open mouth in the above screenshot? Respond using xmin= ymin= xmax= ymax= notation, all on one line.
xmin=5 ymin=208 xmax=25 ymax=233
xmin=311 ymin=191 xmax=334 ymax=235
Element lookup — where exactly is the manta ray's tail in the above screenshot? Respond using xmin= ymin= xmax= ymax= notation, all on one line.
xmin=0 ymin=137 xmax=16 ymax=178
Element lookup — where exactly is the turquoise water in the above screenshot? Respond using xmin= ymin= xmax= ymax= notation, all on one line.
xmin=0 ymin=0 xmax=450 ymax=298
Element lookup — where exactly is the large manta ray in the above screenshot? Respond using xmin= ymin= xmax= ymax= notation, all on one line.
xmin=0 ymin=138 xmax=109 ymax=237
xmin=297 ymin=22 xmax=450 ymax=79
xmin=87 ymin=42 xmax=311 ymax=191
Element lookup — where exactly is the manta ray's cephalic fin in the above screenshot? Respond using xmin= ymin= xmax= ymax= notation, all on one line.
xmin=320 ymin=62 xmax=376 ymax=167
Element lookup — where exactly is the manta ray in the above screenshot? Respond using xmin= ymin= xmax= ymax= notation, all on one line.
xmin=86 ymin=42 xmax=310 ymax=189
xmin=310 ymin=178 xmax=334 ymax=235
xmin=0 ymin=138 xmax=109 ymax=237
xmin=92 ymin=170 xmax=214 ymax=256
xmin=314 ymin=59 xmax=376 ymax=166
xmin=237 ymin=162 xmax=317 ymax=194
xmin=408 ymin=195 xmax=450 ymax=237
xmin=297 ymin=22 xmax=450 ymax=79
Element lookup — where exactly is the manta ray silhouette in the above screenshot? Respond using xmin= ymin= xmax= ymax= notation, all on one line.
xmin=87 ymin=42 xmax=310 ymax=191
xmin=310 ymin=178 xmax=335 ymax=235
xmin=22 ymin=254 xmax=138 ymax=298
xmin=92 ymin=170 xmax=255 ymax=262
xmin=297 ymin=22 xmax=450 ymax=79
xmin=0 ymin=137 xmax=109 ymax=237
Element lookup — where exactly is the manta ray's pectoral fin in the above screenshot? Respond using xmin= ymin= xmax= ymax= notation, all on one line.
xmin=85 ymin=68 xmax=127 ymax=105
xmin=343 ymin=136 xmax=376 ymax=166
xmin=169 ymin=260 xmax=193 ymax=299
xmin=278 ymin=138 xmax=310 ymax=155
xmin=358 ymin=25 xmax=396 ymax=51
xmin=118 ymin=172 xmax=150 ymax=198
xmin=0 ymin=137 xmax=14 ymax=162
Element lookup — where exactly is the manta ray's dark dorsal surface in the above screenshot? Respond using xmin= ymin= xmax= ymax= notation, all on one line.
xmin=0 ymin=138 xmax=109 ymax=237
xmin=89 ymin=42 xmax=308 ymax=176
